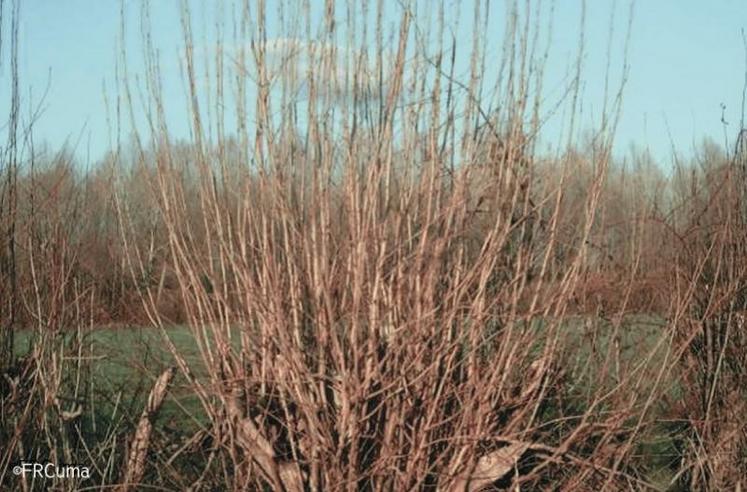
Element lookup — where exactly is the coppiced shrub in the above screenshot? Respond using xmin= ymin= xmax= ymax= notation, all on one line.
xmin=2 ymin=0 xmax=746 ymax=490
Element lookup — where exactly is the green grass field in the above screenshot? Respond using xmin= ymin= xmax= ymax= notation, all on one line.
xmin=13 ymin=316 xmax=672 ymax=420
xmin=11 ymin=316 xmax=682 ymax=489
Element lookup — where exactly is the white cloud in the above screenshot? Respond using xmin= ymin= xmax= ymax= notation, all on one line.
xmin=239 ymin=37 xmax=399 ymax=103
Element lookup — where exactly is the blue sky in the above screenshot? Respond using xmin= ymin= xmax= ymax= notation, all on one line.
xmin=4 ymin=0 xmax=746 ymax=166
